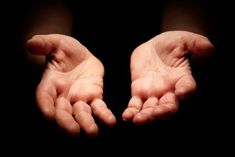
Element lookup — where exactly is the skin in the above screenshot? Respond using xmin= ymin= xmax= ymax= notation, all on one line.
xmin=27 ymin=34 xmax=116 ymax=136
xmin=24 ymin=1 xmax=214 ymax=136
xmin=122 ymin=31 xmax=214 ymax=126
xmin=27 ymin=31 xmax=213 ymax=135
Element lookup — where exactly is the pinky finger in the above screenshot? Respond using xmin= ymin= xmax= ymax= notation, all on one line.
xmin=91 ymin=99 xmax=116 ymax=127
xmin=36 ymin=83 xmax=56 ymax=120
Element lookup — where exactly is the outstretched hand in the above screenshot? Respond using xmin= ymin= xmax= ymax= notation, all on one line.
xmin=122 ymin=31 xmax=214 ymax=125
xmin=27 ymin=34 xmax=116 ymax=136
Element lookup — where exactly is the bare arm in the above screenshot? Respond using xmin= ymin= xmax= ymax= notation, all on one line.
xmin=21 ymin=1 xmax=116 ymax=135
xmin=161 ymin=0 xmax=213 ymax=66
xmin=161 ymin=0 xmax=207 ymax=35
xmin=122 ymin=1 xmax=214 ymax=124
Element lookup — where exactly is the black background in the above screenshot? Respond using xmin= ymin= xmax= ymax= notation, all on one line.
xmin=2 ymin=0 xmax=234 ymax=155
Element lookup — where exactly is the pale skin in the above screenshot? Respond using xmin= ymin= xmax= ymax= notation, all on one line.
xmin=23 ymin=0 xmax=214 ymax=136
xmin=26 ymin=31 xmax=214 ymax=135
xmin=122 ymin=31 xmax=214 ymax=125
xmin=27 ymin=34 xmax=116 ymax=136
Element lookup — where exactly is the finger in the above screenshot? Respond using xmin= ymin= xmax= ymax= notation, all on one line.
xmin=122 ymin=96 xmax=143 ymax=121
xmin=26 ymin=35 xmax=54 ymax=55
xmin=55 ymin=97 xmax=80 ymax=135
xmin=73 ymin=101 xmax=98 ymax=137
xmin=152 ymin=92 xmax=179 ymax=119
xmin=36 ymin=81 xmax=56 ymax=120
xmin=91 ymin=99 xmax=116 ymax=127
xmin=175 ymin=75 xmax=196 ymax=99
xmin=184 ymin=32 xmax=214 ymax=56
xmin=26 ymin=34 xmax=89 ymax=57
xmin=142 ymin=97 xmax=159 ymax=109
xmin=133 ymin=97 xmax=158 ymax=126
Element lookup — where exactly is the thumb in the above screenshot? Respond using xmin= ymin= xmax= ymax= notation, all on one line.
xmin=26 ymin=34 xmax=91 ymax=59
xmin=26 ymin=35 xmax=56 ymax=55
xmin=185 ymin=32 xmax=214 ymax=56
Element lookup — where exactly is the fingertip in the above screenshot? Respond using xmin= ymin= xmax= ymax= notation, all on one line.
xmin=122 ymin=110 xmax=129 ymax=121
xmin=175 ymin=90 xmax=187 ymax=100
xmin=90 ymin=99 xmax=116 ymax=127
xmin=26 ymin=36 xmax=42 ymax=51
xmin=133 ymin=117 xmax=144 ymax=126
xmin=26 ymin=35 xmax=52 ymax=55
xmin=189 ymin=35 xmax=215 ymax=57
xmin=133 ymin=113 xmax=148 ymax=126
xmin=86 ymin=124 xmax=99 ymax=137
xmin=122 ymin=109 xmax=136 ymax=122
xmin=106 ymin=115 xmax=116 ymax=127
xmin=152 ymin=107 xmax=164 ymax=118
xmin=41 ymin=107 xmax=55 ymax=120
xmin=123 ymin=96 xmax=142 ymax=122
xmin=26 ymin=38 xmax=34 ymax=50
xmin=200 ymin=38 xmax=215 ymax=55
xmin=175 ymin=88 xmax=186 ymax=99
xmin=67 ymin=124 xmax=81 ymax=137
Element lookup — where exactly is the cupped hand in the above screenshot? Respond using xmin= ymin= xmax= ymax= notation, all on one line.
xmin=27 ymin=34 xmax=116 ymax=136
xmin=122 ymin=31 xmax=214 ymax=125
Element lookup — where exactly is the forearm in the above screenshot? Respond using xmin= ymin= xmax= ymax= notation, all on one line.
xmin=160 ymin=1 xmax=213 ymax=67
xmin=161 ymin=1 xmax=207 ymax=35
xmin=24 ymin=3 xmax=72 ymax=39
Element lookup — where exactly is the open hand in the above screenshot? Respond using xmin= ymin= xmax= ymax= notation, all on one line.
xmin=27 ymin=34 xmax=116 ymax=136
xmin=122 ymin=31 xmax=214 ymax=125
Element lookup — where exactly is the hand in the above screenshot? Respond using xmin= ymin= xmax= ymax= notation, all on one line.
xmin=122 ymin=31 xmax=214 ymax=125
xmin=26 ymin=34 xmax=116 ymax=136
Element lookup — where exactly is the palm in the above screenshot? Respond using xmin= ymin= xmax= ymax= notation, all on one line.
xmin=27 ymin=34 xmax=116 ymax=136
xmin=42 ymin=54 xmax=104 ymax=104
xmin=131 ymin=45 xmax=193 ymax=99
xmin=123 ymin=31 xmax=213 ymax=125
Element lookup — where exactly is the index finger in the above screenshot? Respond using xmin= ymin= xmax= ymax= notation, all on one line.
xmin=36 ymin=80 xmax=57 ymax=120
